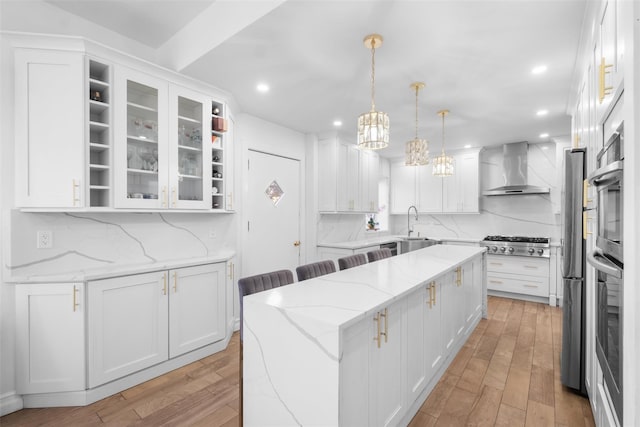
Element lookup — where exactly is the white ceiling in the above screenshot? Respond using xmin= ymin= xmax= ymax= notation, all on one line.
xmin=6 ymin=0 xmax=586 ymax=158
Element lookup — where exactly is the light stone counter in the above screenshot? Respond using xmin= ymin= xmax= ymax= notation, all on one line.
xmin=7 ymin=250 xmax=235 ymax=283
xmin=243 ymin=244 xmax=486 ymax=426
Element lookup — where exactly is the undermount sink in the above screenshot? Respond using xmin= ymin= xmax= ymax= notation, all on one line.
xmin=399 ymin=237 xmax=437 ymax=253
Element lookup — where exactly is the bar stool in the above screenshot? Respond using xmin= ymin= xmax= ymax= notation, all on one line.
xmin=238 ymin=269 xmax=294 ymax=424
xmin=367 ymin=247 xmax=392 ymax=262
xmin=295 ymin=260 xmax=336 ymax=281
xmin=338 ymin=253 xmax=367 ymax=271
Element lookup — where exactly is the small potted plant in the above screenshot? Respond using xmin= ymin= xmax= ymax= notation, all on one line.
xmin=367 ymin=215 xmax=379 ymax=231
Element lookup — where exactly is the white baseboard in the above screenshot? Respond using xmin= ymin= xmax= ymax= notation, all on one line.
xmin=0 ymin=392 xmax=23 ymax=417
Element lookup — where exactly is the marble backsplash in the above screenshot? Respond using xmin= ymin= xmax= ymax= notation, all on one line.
xmin=318 ymin=143 xmax=562 ymax=243
xmin=7 ymin=211 xmax=237 ymax=277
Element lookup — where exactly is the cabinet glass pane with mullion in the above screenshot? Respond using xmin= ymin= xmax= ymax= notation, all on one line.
xmin=126 ymin=81 xmax=160 ymax=201
xmin=176 ymin=96 xmax=204 ymax=203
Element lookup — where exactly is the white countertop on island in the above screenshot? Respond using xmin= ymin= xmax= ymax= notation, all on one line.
xmin=245 ymin=244 xmax=485 ymax=330
xmin=242 ymin=244 xmax=487 ymax=426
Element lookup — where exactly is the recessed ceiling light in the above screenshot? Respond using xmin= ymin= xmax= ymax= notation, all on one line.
xmin=536 ymin=109 xmax=548 ymax=116
xmin=464 ymin=144 xmax=472 ymax=149
xmin=539 ymin=133 xmax=549 ymax=138
xmin=541 ymin=146 xmax=549 ymax=150
xmin=333 ymin=120 xmax=343 ymax=127
xmin=256 ymin=83 xmax=270 ymax=93
xmin=532 ymin=65 xmax=548 ymax=74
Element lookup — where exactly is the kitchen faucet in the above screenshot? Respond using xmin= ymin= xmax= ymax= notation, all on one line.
xmin=407 ymin=205 xmax=419 ymax=237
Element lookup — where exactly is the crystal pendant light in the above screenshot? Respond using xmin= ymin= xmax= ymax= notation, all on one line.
xmin=432 ymin=109 xmax=455 ymax=176
xmin=357 ymin=34 xmax=389 ymax=150
xmin=405 ymin=82 xmax=429 ymax=166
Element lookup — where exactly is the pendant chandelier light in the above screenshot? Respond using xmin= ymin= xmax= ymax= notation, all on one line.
xmin=405 ymin=82 xmax=429 ymax=166
xmin=432 ymin=109 xmax=455 ymax=176
xmin=357 ymin=34 xmax=389 ymax=150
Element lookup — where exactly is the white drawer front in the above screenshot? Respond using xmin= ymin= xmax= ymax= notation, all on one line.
xmin=487 ymin=272 xmax=549 ymax=297
xmin=486 ymin=255 xmax=549 ymax=277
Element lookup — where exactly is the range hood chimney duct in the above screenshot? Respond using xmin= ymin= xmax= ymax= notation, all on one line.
xmin=483 ymin=142 xmax=550 ymax=196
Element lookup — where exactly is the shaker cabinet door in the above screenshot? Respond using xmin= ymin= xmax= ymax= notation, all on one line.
xmin=15 ymin=49 xmax=85 ymax=208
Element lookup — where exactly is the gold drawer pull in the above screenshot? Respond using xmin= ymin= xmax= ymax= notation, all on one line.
xmin=524 ymin=284 xmax=539 ymax=288
xmin=489 ymin=262 xmax=503 ymax=266
xmin=373 ymin=312 xmax=381 ymax=348
xmin=162 ymin=273 xmax=167 ymax=295
xmin=524 ymin=266 xmax=539 ymax=269
xmin=490 ymin=280 xmax=503 ymax=284
xmin=380 ymin=308 xmax=388 ymax=343
xmin=73 ymin=285 xmax=80 ymax=311
xmin=173 ymin=271 xmax=178 ymax=292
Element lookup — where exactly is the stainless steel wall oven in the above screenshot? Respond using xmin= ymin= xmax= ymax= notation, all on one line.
xmin=587 ymin=120 xmax=623 ymax=423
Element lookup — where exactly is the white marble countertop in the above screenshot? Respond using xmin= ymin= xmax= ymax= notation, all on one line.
xmin=244 ymin=245 xmax=486 ymax=330
xmin=317 ymin=235 xmax=482 ymax=250
xmin=7 ymin=250 xmax=236 ymax=284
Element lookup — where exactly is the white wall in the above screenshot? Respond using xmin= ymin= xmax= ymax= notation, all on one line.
xmin=235 ymin=113 xmax=308 ymax=272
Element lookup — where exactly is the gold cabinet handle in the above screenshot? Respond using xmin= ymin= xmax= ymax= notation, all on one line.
xmin=426 ymin=283 xmax=432 ymax=308
xmin=573 ymin=133 xmax=580 ymax=149
xmin=228 ymin=262 xmax=234 ymax=280
xmin=227 ymin=192 xmax=233 ymax=210
xmin=599 ymin=57 xmax=613 ymax=104
xmin=489 ymin=280 xmax=503 ymax=285
xmin=173 ymin=271 xmax=178 ymax=292
xmin=456 ymin=266 xmax=462 ymax=286
xmin=583 ymin=180 xmax=592 ymax=208
xmin=73 ymin=285 xmax=80 ymax=312
xmin=162 ymin=186 xmax=167 ymax=208
xmin=524 ymin=265 xmax=539 ymax=270
xmin=583 ymin=211 xmax=592 ymax=240
xmin=524 ymin=284 xmax=539 ymax=288
xmin=380 ymin=308 xmax=388 ymax=343
xmin=293 ymin=240 xmax=301 ymax=247
xmin=162 ymin=273 xmax=167 ymax=295
xmin=432 ymin=282 xmax=436 ymax=306
xmin=72 ymin=179 xmax=80 ymax=206
xmin=489 ymin=262 xmax=503 ymax=266
xmin=171 ymin=187 xmax=177 ymax=207
xmin=373 ymin=312 xmax=381 ymax=348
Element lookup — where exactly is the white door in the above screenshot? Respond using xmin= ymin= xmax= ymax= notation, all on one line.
xmin=244 ymin=150 xmax=301 ymax=277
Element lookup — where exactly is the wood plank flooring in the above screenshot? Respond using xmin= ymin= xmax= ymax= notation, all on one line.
xmin=1 ymin=296 xmax=594 ymax=426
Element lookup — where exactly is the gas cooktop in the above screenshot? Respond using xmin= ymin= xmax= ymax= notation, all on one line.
xmin=481 ymin=235 xmax=550 ymax=257
xmin=482 ymin=235 xmax=550 ymax=245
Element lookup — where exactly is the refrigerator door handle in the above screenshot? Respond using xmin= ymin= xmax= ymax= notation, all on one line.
xmin=588 ymin=160 xmax=623 ymax=187
xmin=587 ymin=250 xmax=622 ymax=278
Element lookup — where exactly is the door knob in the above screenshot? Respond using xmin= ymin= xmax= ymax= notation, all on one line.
xmin=293 ymin=240 xmax=301 ymax=247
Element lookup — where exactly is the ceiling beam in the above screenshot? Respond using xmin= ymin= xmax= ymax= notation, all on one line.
xmin=156 ymin=0 xmax=288 ymax=72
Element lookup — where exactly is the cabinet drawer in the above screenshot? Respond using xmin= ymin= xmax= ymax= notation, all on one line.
xmin=487 ymin=272 xmax=549 ymax=297
xmin=486 ymin=255 xmax=549 ymax=277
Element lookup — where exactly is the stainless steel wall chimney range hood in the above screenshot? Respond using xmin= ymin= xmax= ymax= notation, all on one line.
xmin=483 ymin=142 xmax=550 ymax=196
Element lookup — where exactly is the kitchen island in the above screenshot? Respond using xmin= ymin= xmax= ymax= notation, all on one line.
xmin=243 ymin=245 xmax=486 ymax=426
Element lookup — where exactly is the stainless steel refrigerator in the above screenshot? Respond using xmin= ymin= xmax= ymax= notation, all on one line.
xmin=560 ymin=147 xmax=587 ymax=395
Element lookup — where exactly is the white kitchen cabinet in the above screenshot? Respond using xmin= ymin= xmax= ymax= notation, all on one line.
xmin=15 ymin=283 xmax=85 ymax=393
xmin=390 ymin=161 xmax=417 ymax=214
xmin=486 ymin=255 xmax=550 ymax=299
xmin=169 ymin=263 xmax=226 ymax=358
xmin=318 ymin=135 xmax=379 ymax=213
xmin=14 ymin=49 xmax=85 ymax=208
xmin=114 ymin=67 xmax=213 ymax=210
xmin=360 ymin=149 xmax=380 ymax=212
xmin=407 ymin=278 xmax=443 ymax=405
xmin=442 ymin=151 xmax=480 ymax=213
xmin=341 ymin=299 xmax=407 ymax=427
xmin=390 ymin=150 xmax=480 ymax=215
xmin=169 ymin=85 xmax=212 ymax=209
xmin=88 ymin=263 xmax=227 ymax=387
xmin=417 ymin=165 xmax=443 ymax=213
xmin=88 ymin=271 xmax=169 ymax=387
xmin=441 ymin=266 xmax=467 ymax=353
xmin=87 ymin=58 xmax=113 ymax=208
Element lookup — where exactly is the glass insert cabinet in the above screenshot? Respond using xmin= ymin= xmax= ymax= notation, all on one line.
xmin=114 ymin=67 xmax=220 ymax=210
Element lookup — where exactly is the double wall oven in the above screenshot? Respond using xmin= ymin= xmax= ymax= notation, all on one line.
xmin=587 ymin=119 xmax=624 ymax=423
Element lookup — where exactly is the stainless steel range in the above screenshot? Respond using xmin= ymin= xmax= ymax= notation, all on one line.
xmin=481 ymin=235 xmax=550 ymax=258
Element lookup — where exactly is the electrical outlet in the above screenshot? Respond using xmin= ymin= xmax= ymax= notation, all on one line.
xmin=208 ymin=230 xmax=217 ymax=239
xmin=37 ymin=231 xmax=53 ymax=249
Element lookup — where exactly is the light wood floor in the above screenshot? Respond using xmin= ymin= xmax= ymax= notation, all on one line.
xmin=2 ymin=296 xmax=594 ymax=426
